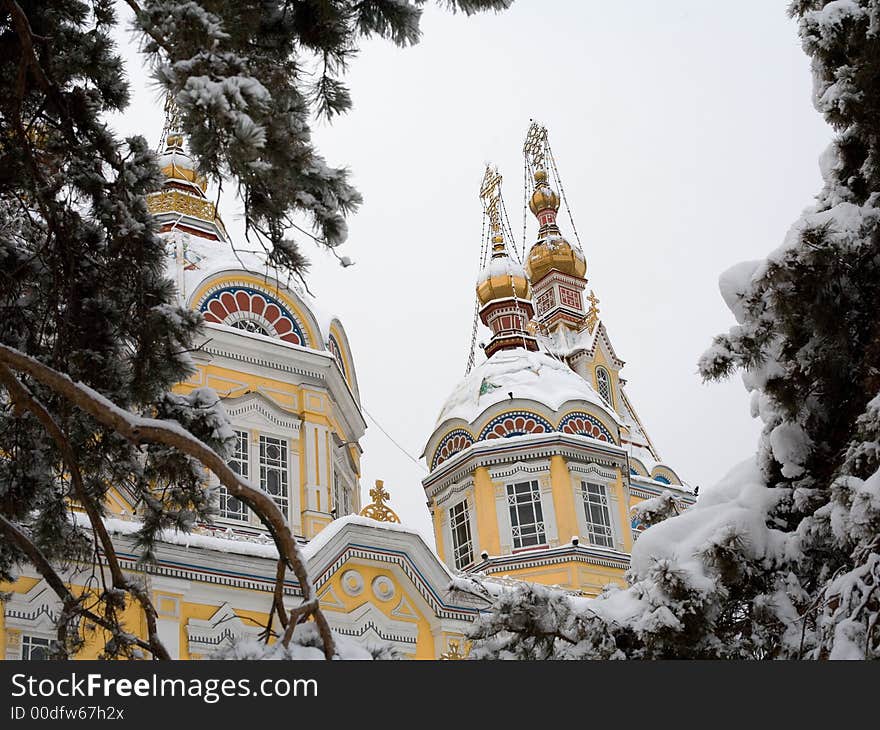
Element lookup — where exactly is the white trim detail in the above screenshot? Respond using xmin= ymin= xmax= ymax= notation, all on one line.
xmin=491 ymin=461 xmax=557 ymax=553
xmin=224 ymin=392 xmax=302 ymax=433
xmin=488 ymin=459 xmax=550 ymax=481
xmin=186 ymin=603 xmax=261 ymax=655
xmin=340 ymin=569 xmax=365 ymax=597
xmin=4 ymin=579 xmax=61 ymax=659
xmin=325 ymin=601 xmax=419 ymax=657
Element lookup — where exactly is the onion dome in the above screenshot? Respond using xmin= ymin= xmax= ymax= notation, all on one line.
xmin=528 ymin=168 xmax=560 ymax=216
xmin=157 ymin=133 xmax=208 ymax=193
xmin=147 ymin=105 xmax=227 ymax=243
xmin=524 ymin=168 xmax=586 ymax=283
xmin=476 ymin=232 xmax=530 ymax=306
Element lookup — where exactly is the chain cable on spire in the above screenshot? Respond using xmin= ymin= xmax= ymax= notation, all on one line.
xmin=465 ymin=188 xmax=489 ymax=375
xmin=499 ymin=194 xmax=521 ymax=265
xmin=158 ymin=93 xmax=183 ymax=151
xmin=523 ymin=120 xmax=584 ymax=255
xmin=546 ymin=141 xmax=584 ymax=255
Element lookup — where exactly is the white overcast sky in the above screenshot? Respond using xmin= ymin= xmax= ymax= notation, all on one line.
xmin=112 ymin=1 xmax=831 ymax=547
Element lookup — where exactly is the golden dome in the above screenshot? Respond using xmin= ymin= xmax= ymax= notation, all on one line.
xmin=476 ymin=236 xmax=531 ymax=306
xmin=528 ymin=168 xmax=559 ymax=216
xmin=159 ymin=134 xmax=208 ymax=192
xmin=525 ymin=235 xmax=586 ymax=282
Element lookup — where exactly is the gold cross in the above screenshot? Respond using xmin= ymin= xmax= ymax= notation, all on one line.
xmin=480 ymin=165 xmax=503 ymax=233
xmin=440 ymin=639 xmax=467 ymax=660
xmin=360 ymin=479 xmax=401 ymax=523
xmin=587 ymin=290 xmax=600 ymax=313
xmin=369 ymin=479 xmax=390 ymax=507
xmin=523 ymin=120 xmax=548 ymax=172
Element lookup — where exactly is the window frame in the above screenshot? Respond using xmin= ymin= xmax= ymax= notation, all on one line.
xmin=581 ymin=481 xmax=614 ymax=548
xmin=595 ymin=366 xmax=613 ymax=407
xmin=333 ymin=471 xmax=352 ymax=518
xmin=448 ymin=498 xmax=475 ymax=570
xmin=21 ymin=634 xmax=52 ymax=660
xmin=218 ymin=429 xmax=250 ymax=522
xmin=259 ymin=433 xmax=290 ymax=515
xmin=506 ymin=479 xmax=547 ymax=550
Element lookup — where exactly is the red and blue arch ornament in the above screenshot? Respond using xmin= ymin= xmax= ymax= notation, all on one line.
xmin=431 ymin=429 xmax=475 ymax=470
xmin=328 ymin=334 xmax=347 ymax=377
xmin=478 ymin=411 xmax=554 ymax=441
xmin=558 ymin=412 xmax=615 ymax=443
xmin=200 ymin=286 xmax=308 ymax=346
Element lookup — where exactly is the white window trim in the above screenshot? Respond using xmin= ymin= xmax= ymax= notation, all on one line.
xmin=569 ymin=462 xmax=624 ymax=552
xmin=596 ymin=366 xmax=613 ymax=407
xmin=258 ymin=432 xmax=291 ymax=516
xmin=438 ymin=481 xmax=480 ymax=569
xmin=218 ymin=429 xmax=250 ymax=523
xmin=209 ymin=417 xmax=300 ymax=530
xmin=447 ymin=497 xmax=477 ymax=570
xmin=490 ymin=462 xmax=558 ymax=554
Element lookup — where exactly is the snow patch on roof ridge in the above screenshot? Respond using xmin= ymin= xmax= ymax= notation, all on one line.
xmin=477 ymin=255 xmax=526 ymax=284
xmin=298 ymin=514 xmax=427 ymax=560
xmin=76 ymin=512 xmax=427 ymax=562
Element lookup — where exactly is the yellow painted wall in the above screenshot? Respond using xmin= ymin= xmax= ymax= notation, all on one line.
xmin=473 ymin=467 xmax=500 ymax=556
xmin=318 ymin=562 xmax=435 ymax=659
xmin=549 ymin=455 xmax=578 ymax=543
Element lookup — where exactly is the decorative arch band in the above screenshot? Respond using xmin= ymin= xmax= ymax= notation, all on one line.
xmin=478 ymin=411 xmax=554 ymax=441
xmin=200 ymin=286 xmax=308 ymax=346
xmin=557 ymin=411 xmax=615 ymax=443
xmin=431 ymin=429 xmax=475 ymax=470
xmin=328 ymin=333 xmax=348 ymax=378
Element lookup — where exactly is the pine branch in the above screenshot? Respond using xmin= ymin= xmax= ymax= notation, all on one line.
xmin=0 ymin=342 xmax=336 ymax=659
xmin=0 ymin=364 xmax=171 ymax=660
xmin=0 ymin=514 xmax=158 ymax=658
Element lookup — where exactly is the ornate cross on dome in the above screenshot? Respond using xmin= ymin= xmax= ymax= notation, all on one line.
xmin=523 ymin=120 xmax=548 ymax=174
xmin=359 ymin=479 xmax=400 ymax=523
xmin=479 ymin=164 xmax=503 ymax=235
xmin=585 ymin=289 xmax=600 ymax=332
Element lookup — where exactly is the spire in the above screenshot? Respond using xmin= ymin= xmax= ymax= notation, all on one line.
xmin=522 ymin=122 xmax=588 ymax=332
xmin=147 ymin=93 xmax=228 ymax=243
xmin=474 ymin=165 xmax=538 ymax=359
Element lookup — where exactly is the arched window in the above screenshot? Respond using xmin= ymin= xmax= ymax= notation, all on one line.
xmin=596 ymin=366 xmax=613 ymax=406
xmin=231 ymin=318 xmax=269 ymax=336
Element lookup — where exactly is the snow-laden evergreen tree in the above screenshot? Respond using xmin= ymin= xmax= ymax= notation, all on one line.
xmin=457 ymin=0 xmax=880 ymax=660
xmin=0 ymin=0 xmax=509 ymax=659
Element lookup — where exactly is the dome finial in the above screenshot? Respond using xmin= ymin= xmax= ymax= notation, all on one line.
xmin=522 ymin=122 xmax=585 ymax=284
xmin=155 ymin=93 xmax=207 ymax=193
xmin=479 ymin=164 xmax=507 ymax=257
xmin=474 ymin=164 xmax=538 ymax=358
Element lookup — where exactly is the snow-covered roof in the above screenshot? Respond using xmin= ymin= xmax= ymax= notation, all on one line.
xmin=171 ymin=230 xmax=343 ymax=349
xmin=88 ymin=513 xmax=425 ymax=562
xmin=436 ymin=347 xmax=619 ymax=426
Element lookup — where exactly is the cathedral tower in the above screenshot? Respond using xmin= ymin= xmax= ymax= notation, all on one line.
xmin=421 ymin=124 xmax=696 ymax=595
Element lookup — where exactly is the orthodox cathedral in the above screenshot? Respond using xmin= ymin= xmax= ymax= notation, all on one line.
xmin=0 ymin=120 xmax=694 ymax=660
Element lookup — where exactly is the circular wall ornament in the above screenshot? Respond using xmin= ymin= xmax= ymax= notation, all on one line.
xmin=371 ymin=575 xmax=396 ymax=602
xmin=340 ymin=570 xmax=364 ymax=597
